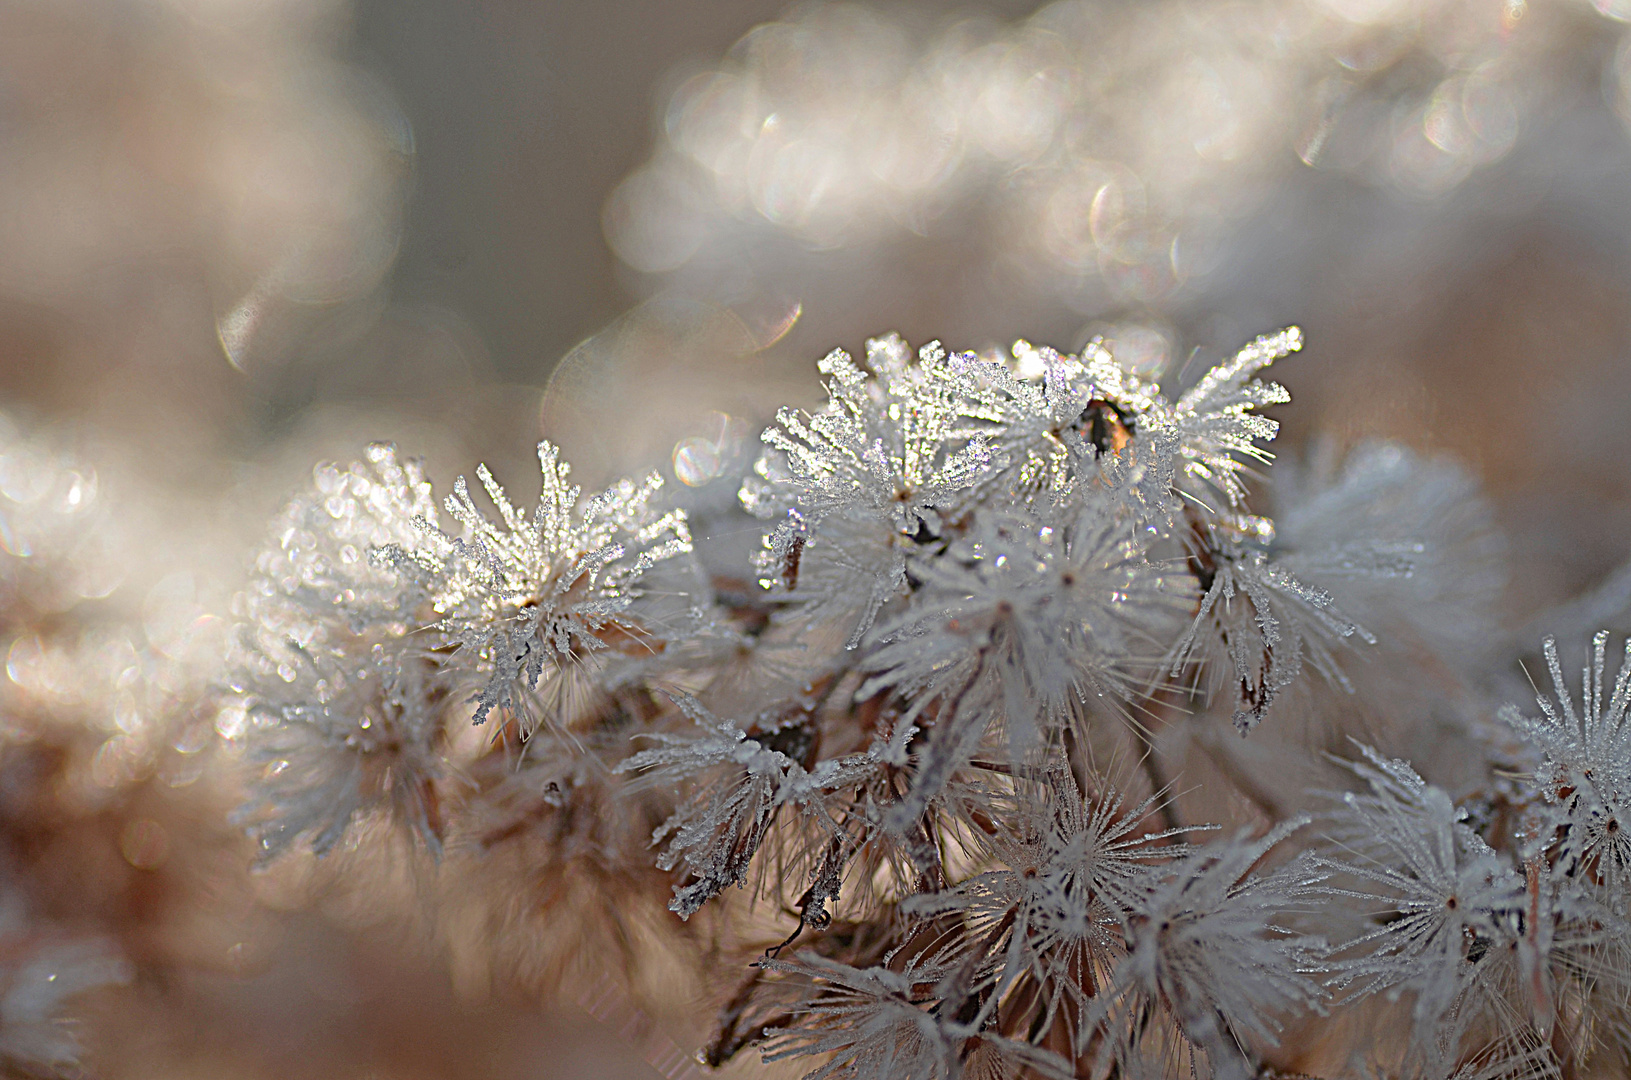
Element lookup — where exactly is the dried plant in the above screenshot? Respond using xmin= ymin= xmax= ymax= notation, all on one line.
xmin=196 ymin=322 xmax=1631 ymax=1080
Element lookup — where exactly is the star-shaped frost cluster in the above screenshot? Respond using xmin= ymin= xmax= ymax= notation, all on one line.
xmin=384 ymin=440 xmax=693 ymax=734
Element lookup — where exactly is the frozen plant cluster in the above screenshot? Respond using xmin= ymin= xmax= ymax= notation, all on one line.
xmin=225 ymin=325 xmax=1631 ymax=1079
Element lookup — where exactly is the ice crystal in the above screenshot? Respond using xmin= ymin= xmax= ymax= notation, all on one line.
xmin=386 ymin=440 xmax=691 ymax=733
xmin=915 ymin=766 xmax=1191 ymax=924
xmin=1170 ymin=510 xmax=1373 ymax=734
xmin=1504 ymin=632 xmax=1631 ymax=913
xmin=858 ymin=500 xmax=1184 ymax=821
xmin=757 ymin=952 xmax=1074 ymax=1080
xmin=743 ymin=336 xmax=994 ymax=646
xmin=1084 ymin=820 xmax=1325 ymax=1080
xmin=243 ymin=443 xmax=438 ymax=627
xmin=234 ymin=635 xmax=452 ymax=860
xmin=1319 ymin=747 xmax=1525 ymax=1064
xmin=934 ymin=328 xmax=1298 ymax=521
xmin=866 ymin=501 xmax=1178 ymax=713
xmin=938 ymin=339 xmax=1128 ymax=503
xmin=230 ymin=445 xmax=453 ymax=859
xmin=619 ymin=693 xmax=878 ymax=918
xmin=1079 ymin=327 xmax=1300 ymax=513
xmin=211 ymin=322 xmax=1631 ymax=1079
xmin=900 ymin=767 xmax=1195 ymax=1058
xmin=1271 ymin=443 xmax=1502 ymax=646
xmin=1168 ymin=440 xmax=1503 ymax=733
xmin=1440 ymin=1037 xmax=1563 ymax=1080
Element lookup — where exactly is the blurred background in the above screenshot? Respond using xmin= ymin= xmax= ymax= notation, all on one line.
xmin=7 ymin=0 xmax=1631 ymax=1076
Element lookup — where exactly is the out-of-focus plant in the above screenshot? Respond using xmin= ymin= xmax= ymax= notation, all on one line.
xmin=607 ymin=0 xmax=1574 ymax=311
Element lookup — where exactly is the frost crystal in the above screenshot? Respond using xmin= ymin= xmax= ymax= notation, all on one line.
xmin=1504 ymin=633 xmax=1631 ymax=912
xmin=1170 ymin=510 xmax=1372 ymax=734
xmin=1271 ymin=441 xmax=1505 ymax=695
xmin=1085 ymin=820 xmax=1325 ymax=1080
xmin=757 ymin=952 xmax=1073 ymax=1080
xmin=619 ymin=693 xmax=876 ymax=918
xmin=900 ymin=768 xmax=1195 ymax=1058
xmin=388 ymin=440 xmax=692 ymax=733
xmin=1318 ymin=747 xmax=1525 ymax=1064
xmin=1078 ymin=326 xmax=1300 ymax=512
xmin=210 ymin=322 xmax=1631 ymax=1080
xmin=230 ymin=444 xmax=453 ymax=860
xmin=743 ymin=337 xmax=994 ymax=646
xmin=859 ymin=500 xmax=1184 ymax=821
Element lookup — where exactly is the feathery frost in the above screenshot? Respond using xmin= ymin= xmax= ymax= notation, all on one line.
xmin=619 ymin=693 xmax=878 ymax=918
xmin=1085 ymin=820 xmax=1326 ymax=1080
xmin=1170 ymin=509 xmax=1372 ymax=734
xmin=1318 ymin=747 xmax=1525 ymax=1064
xmin=742 ymin=336 xmax=993 ymax=647
xmin=215 ymin=325 xmax=1631 ymax=1079
xmin=230 ymin=444 xmax=452 ymax=859
xmin=385 ymin=440 xmax=692 ymax=733
xmin=1504 ymin=633 xmax=1631 ymax=912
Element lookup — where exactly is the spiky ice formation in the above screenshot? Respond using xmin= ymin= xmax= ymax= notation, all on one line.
xmin=386 ymin=440 xmax=693 ymax=734
xmin=217 ymin=326 xmax=1631 ymax=1080
xmin=229 ymin=444 xmax=453 ymax=860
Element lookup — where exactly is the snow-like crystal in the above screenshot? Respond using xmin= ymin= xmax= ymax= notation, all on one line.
xmin=384 ymin=440 xmax=692 ymax=734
